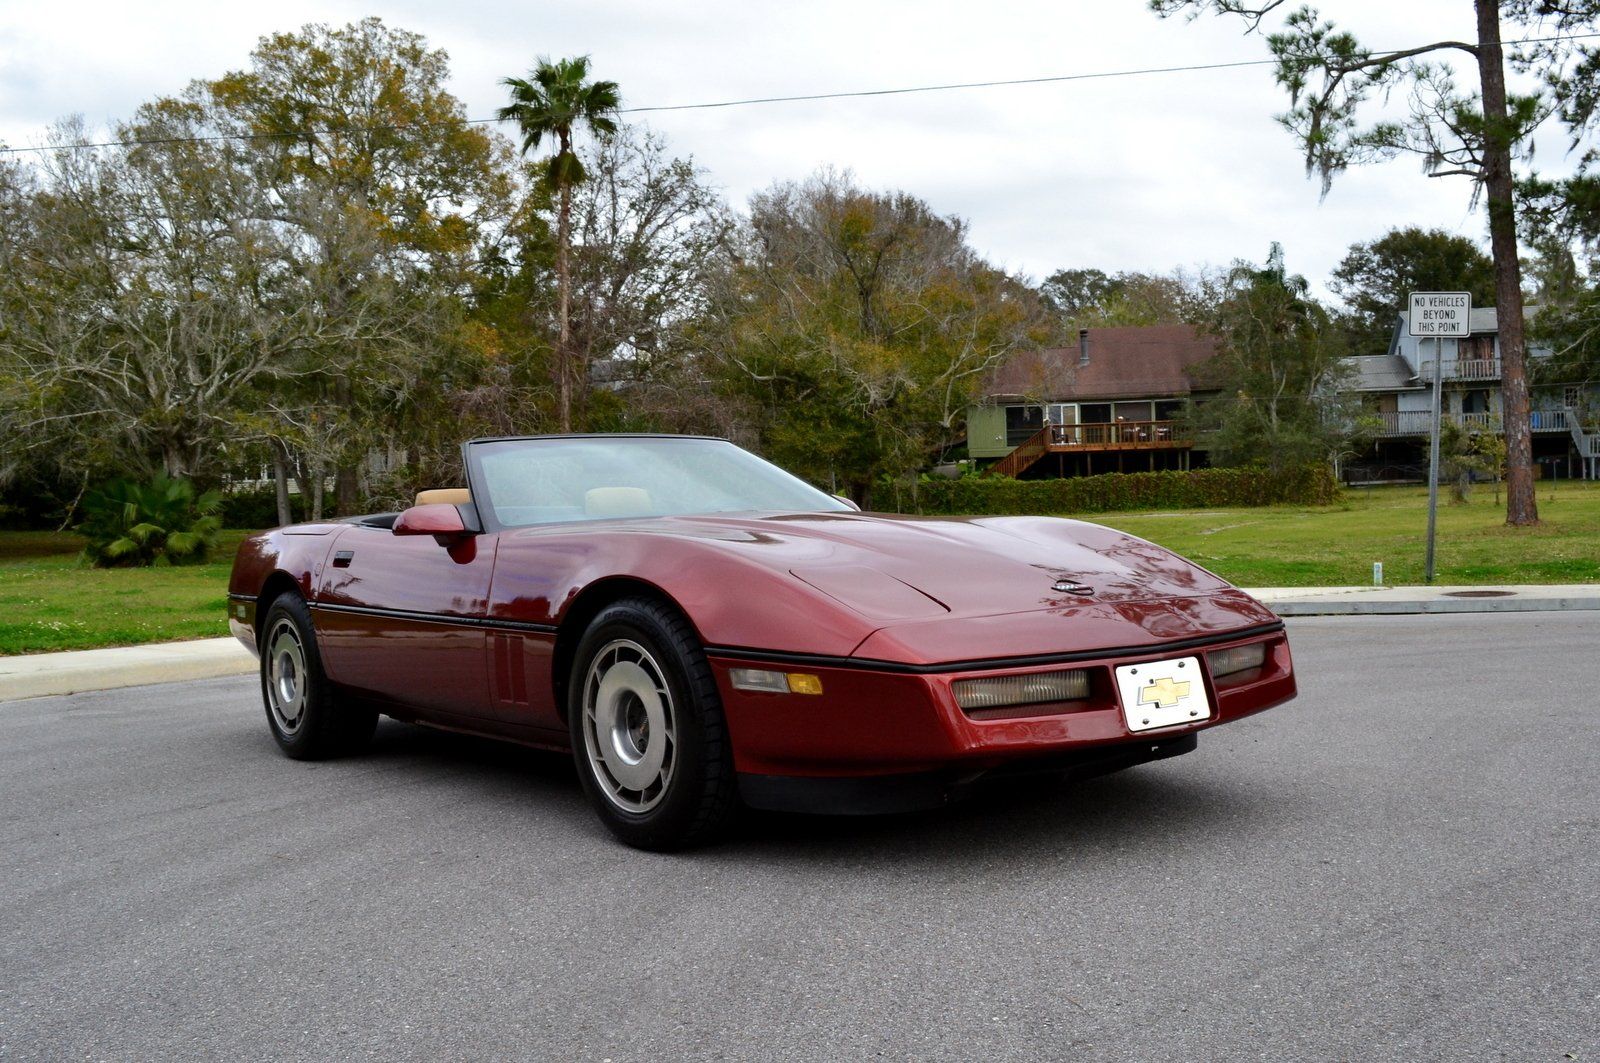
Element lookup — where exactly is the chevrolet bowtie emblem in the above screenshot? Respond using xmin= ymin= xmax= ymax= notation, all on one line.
xmin=1138 ymin=676 xmax=1191 ymax=709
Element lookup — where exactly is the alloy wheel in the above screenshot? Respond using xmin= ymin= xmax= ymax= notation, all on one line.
xmin=580 ymin=638 xmax=678 ymax=813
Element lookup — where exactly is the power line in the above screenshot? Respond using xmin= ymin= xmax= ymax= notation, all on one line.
xmin=615 ymin=56 xmax=1277 ymax=114
xmin=3 ymin=31 xmax=1598 ymax=157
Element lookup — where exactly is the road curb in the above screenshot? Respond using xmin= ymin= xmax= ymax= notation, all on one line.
xmin=1252 ymin=583 xmax=1600 ymax=617
xmin=0 ymin=638 xmax=254 ymax=702
xmin=3 ymin=583 xmax=1597 ymax=700
xmin=1271 ymin=596 xmax=1600 ymax=616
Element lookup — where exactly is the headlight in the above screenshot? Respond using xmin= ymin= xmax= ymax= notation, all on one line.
xmin=1207 ymin=642 xmax=1267 ymax=678
xmin=952 ymin=669 xmax=1090 ymax=710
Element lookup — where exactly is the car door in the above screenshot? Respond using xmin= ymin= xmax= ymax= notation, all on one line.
xmin=480 ymin=529 xmax=571 ymax=735
xmin=313 ymin=522 xmax=498 ymax=719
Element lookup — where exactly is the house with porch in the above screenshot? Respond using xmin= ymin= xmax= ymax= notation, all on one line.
xmin=967 ymin=325 xmax=1220 ymax=478
xmin=1345 ymin=306 xmax=1600 ymax=482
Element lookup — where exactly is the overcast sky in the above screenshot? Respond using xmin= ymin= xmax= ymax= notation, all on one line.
xmin=0 ymin=1 xmax=1570 ymax=299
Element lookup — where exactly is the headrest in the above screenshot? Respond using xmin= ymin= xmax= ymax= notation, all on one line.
xmin=585 ymin=487 xmax=653 ymax=519
xmin=414 ymin=488 xmax=471 ymax=507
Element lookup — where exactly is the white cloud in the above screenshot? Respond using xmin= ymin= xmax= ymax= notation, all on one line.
xmin=0 ymin=0 xmax=1570 ymax=302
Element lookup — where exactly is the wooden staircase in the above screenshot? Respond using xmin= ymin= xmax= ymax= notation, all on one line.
xmin=1567 ymin=407 xmax=1600 ymax=479
xmin=985 ymin=425 xmax=1054 ymax=478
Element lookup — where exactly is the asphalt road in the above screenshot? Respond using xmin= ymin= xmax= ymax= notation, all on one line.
xmin=2 ymin=613 xmax=1597 ymax=1062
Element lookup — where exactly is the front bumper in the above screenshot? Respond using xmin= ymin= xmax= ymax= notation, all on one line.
xmin=737 ymin=732 xmax=1198 ymax=814
xmin=227 ymin=594 xmax=259 ymax=656
xmin=710 ymin=625 xmax=1295 ymax=792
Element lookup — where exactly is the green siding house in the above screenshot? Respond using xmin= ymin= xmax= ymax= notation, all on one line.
xmin=969 ymin=325 xmax=1219 ymax=477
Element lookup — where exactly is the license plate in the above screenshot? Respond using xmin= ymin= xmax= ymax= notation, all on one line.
xmin=1115 ymin=656 xmax=1210 ymax=733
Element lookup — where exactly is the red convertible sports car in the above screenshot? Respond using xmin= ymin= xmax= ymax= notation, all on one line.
xmin=229 ymin=435 xmax=1295 ymax=849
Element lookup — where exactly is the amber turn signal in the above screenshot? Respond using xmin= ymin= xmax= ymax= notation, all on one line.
xmin=785 ymin=673 xmax=824 ymax=695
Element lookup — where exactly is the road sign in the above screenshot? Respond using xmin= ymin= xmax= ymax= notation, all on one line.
xmin=1409 ymin=290 xmax=1470 ymax=584
xmin=1408 ymin=292 xmax=1471 ymax=337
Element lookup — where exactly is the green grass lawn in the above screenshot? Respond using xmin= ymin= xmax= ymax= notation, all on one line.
xmin=0 ymin=529 xmax=251 ymax=656
xmin=2 ymin=481 xmax=1598 ymax=655
xmin=1092 ymin=480 xmax=1600 ymax=588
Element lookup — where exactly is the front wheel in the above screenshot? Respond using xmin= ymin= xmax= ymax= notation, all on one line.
xmin=259 ymin=594 xmax=376 ymax=760
xmin=568 ymin=599 xmax=739 ymax=850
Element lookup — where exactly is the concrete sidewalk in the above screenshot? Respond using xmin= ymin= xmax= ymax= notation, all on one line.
xmin=3 ymin=584 xmax=1598 ymax=701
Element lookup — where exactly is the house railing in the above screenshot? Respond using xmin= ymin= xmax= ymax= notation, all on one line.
xmin=1417 ymin=357 xmax=1502 ymax=381
xmin=1374 ymin=409 xmax=1570 ymax=436
xmin=1045 ymin=419 xmax=1188 ymax=448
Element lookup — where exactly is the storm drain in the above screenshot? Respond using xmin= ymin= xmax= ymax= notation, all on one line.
xmin=1442 ymin=590 xmax=1517 ymax=598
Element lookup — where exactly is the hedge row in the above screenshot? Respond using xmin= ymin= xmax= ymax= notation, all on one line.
xmin=217 ymin=486 xmax=327 ymax=529
xmin=898 ymin=464 xmax=1340 ymax=516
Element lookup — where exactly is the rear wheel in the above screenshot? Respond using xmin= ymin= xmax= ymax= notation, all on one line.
xmin=568 ymin=599 xmax=739 ymax=850
xmin=259 ymin=594 xmax=376 ymax=760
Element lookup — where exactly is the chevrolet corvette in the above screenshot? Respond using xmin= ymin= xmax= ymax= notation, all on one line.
xmin=228 ymin=434 xmax=1296 ymax=849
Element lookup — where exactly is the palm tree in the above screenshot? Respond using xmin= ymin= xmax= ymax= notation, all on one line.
xmin=498 ymin=56 xmax=620 ymax=432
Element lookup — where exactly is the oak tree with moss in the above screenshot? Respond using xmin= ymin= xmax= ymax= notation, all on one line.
xmin=1151 ymin=0 xmax=1600 ymax=525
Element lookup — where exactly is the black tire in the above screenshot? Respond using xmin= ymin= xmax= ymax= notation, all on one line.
xmin=567 ymin=598 xmax=739 ymax=851
xmin=258 ymin=594 xmax=376 ymax=760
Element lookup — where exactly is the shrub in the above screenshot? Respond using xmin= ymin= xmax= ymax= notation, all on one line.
xmin=894 ymin=464 xmax=1340 ymax=516
xmin=218 ymin=486 xmax=316 ymax=530
xmin=77 ymin=474 xmax=223 ymax=567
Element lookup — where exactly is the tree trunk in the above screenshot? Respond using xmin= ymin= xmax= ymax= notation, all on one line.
xmin=556 ymin=170 xmax=574 ymax=434
xmin=332 ymin=376 xmax=359 ymax=516
xmin=271 ymin=441 xmax=293 ymax=527
xmin=292 ymin=455 xmax=313 ymax=513
xmin=1475 ymin=0 xmax=1538 ymax=525
xmin=850 ymin=479 xmax=872 ymax=510
xmin=310 ymin=463 xmax=325 ymax=522
xmin=335 ymin=466 xmax=358 ymax=517
xmin=162 ymin=440 xmax=186 ymax=479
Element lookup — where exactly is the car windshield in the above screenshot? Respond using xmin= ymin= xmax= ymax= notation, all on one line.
xmin=467 ymin=436 xmax=852 ymax=528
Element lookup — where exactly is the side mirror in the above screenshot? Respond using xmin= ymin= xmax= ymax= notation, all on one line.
xmin=834 ymin=495 xmax=862 ymax=512
xmin=393 ymin=503 xmax=474 ymax=545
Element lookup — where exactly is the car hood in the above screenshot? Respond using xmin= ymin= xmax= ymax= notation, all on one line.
xmin=647 ymin=511 xmax=1237 ymax=621
xmin=489 ymin=509 xmax=1277 ymax=665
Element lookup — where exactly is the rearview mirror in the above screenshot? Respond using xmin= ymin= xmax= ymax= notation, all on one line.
xmin=393 ymin=503 xmax=473 ymax=545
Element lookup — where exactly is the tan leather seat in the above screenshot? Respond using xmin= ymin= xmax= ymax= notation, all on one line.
xmin=584 ymin=487 xmax=653 ymax=518
xmin=414 ymin=488 xmax=471 ymax=507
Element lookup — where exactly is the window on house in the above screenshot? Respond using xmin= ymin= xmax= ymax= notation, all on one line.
xmin=1004 ymin=405 xmax=1044 ymax=445
xmin=1112 ymin=401 xmax=1154 ymax=422
xmin=1565 ymin=385 xmax=1583 ymax=409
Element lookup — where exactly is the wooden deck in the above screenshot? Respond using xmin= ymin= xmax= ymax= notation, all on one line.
xmin=987 ymin=421 xmax=1190 ymax=478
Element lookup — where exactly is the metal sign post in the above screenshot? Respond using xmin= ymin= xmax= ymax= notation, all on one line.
xmin=1425 ymin=337 xmax=1443 ymax=583
xmin=1408 ymin=292 xmax=1471 ymax=585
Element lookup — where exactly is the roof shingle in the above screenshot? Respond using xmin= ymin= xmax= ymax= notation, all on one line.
xmin=985 ymin=325 xmax=1219 ymax=402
